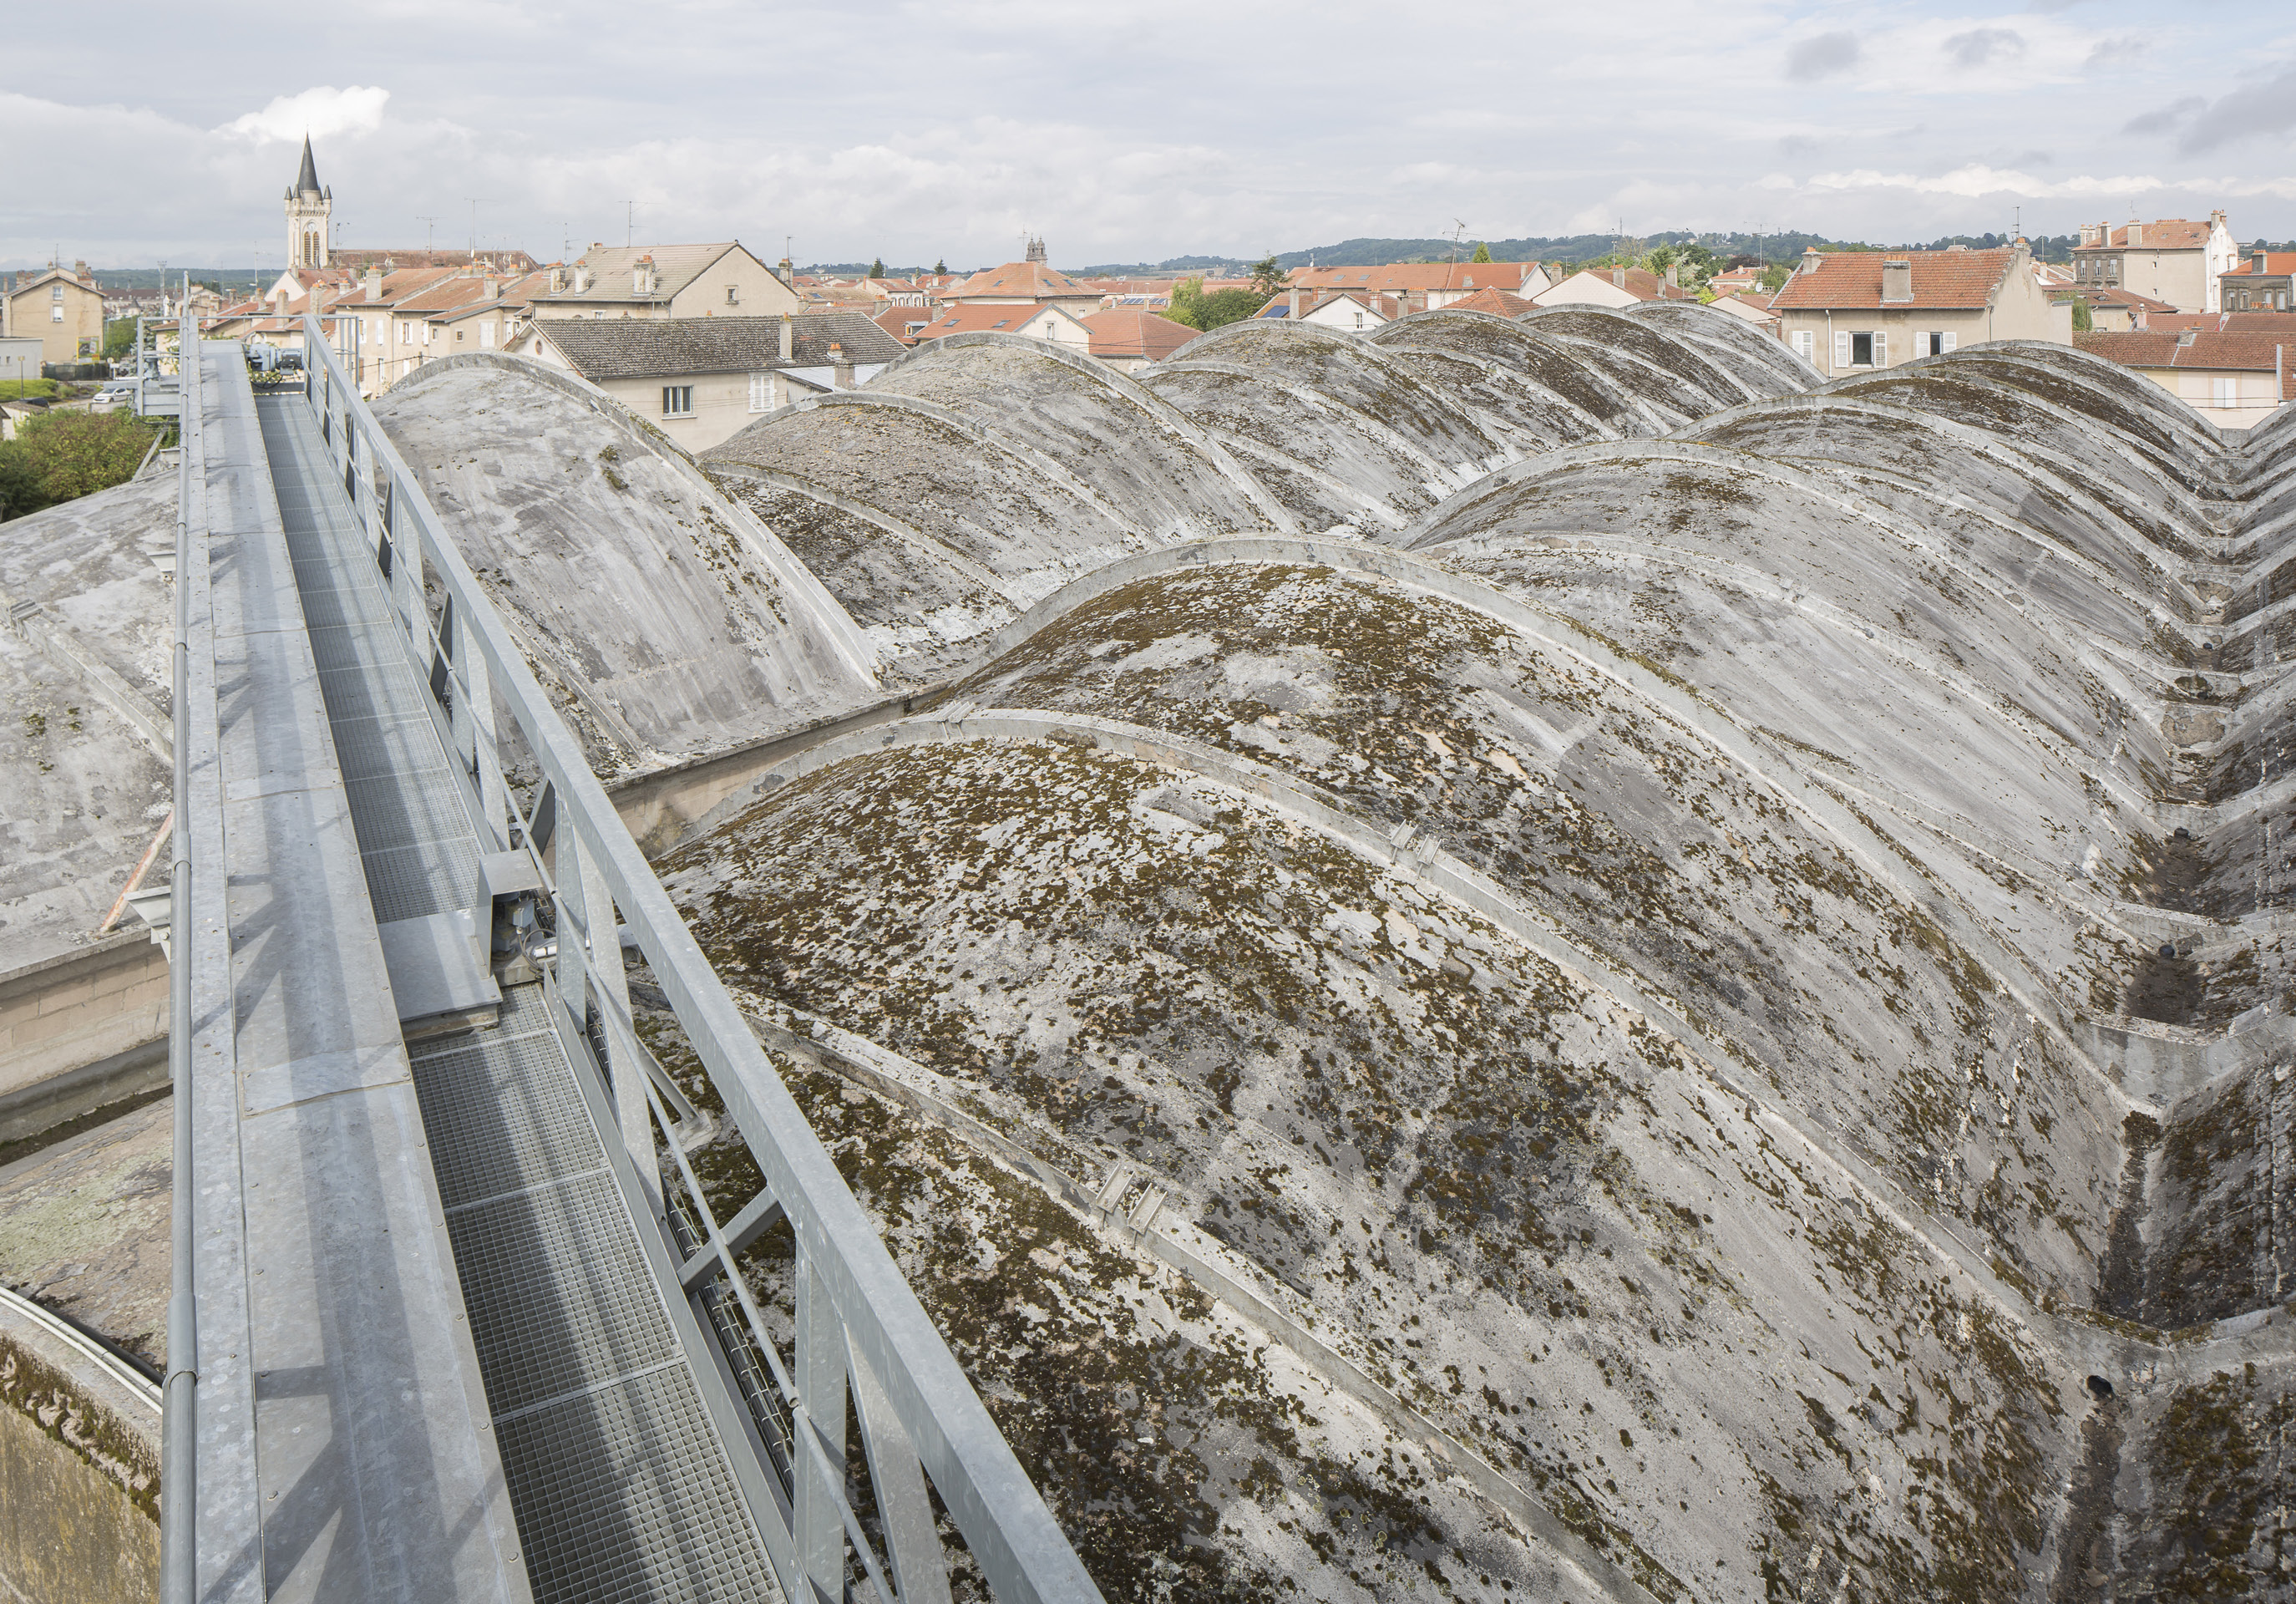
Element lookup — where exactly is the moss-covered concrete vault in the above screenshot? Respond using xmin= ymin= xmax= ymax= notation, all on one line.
xmin=372 ymin=356 xmax=881 ymax=777
xmin=641 ymin=320 xmax=2296 ymax=1601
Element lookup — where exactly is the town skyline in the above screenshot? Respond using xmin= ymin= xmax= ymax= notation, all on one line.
xmin=8 ymin=1 xmax=2293 ymax=271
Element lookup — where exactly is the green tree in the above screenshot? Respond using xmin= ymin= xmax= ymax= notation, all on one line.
xmin=0 ymin=411 xmax=164 ymax=521
xmin=1470 ymin=241 xmax=1493 ymax=263
xmin=104 ymin=318 xmax=138 ymax=358
xmin=1248 ymin=253 xmax=1289 ymax=300
xmin=869 ymin=258 xmax=886 ymax=278
xmin=1164 ymin=277 xmax=1263 ymax=332
xmin=2070 ymin=296 xmax=2093 ymax=332
xmin=934 ymin=258 xmax=948 ymax=275
xmin=1758 ymin=263 xmax=1790 ymax=292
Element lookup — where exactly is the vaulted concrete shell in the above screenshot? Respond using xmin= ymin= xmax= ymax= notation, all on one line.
xmin=655 ymin=329 xmax=2296 ymax=1600
xmin=702 ymin=335 xmax=1290 ymax=678
xmin=372 ymin=355 xmax=879 ymax=776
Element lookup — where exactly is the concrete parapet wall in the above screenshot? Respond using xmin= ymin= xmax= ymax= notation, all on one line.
xmin=0 ymin=936 xmax=167 ymax=1112
xmin=0 ymin=1290 xmax=159 ymax=1604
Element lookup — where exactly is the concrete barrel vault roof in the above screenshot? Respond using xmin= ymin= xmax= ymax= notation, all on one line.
xmin=371 ymin=354 xmax=881 ymax=777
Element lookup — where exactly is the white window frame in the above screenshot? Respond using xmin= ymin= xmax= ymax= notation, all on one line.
xmin=1873 ymin=331 xmax=1888 ymax=368
xmin=1833 ymin=329 xmax=1850 ymax=370
xmin=661 ymin=384 xmax=694 ymax=418
xmin=1939 ymin=331 xmax=1956 ymax=353
xmin=51 ymin=304 xmax=63 ymax=323
xmin=2214 ymin=377 xmax=2236 ymax=409
xmin=748 ymin=371 xmax=770 ymax=412
xmin=479 ymin=322 xmax=494 ymax=348
xmin=1792 ymin=328 xmax=1815 ymax=362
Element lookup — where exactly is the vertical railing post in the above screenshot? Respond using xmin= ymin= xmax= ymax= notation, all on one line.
xmin=460 ymin=603 xmax=506 ymax=842
xmin=793 ymin=1256 xmax=849 ymax=1601
xmin=566 ymin=825 xmax=656 ymax=1217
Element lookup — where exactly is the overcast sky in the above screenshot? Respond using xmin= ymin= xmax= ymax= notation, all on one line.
xmin=8 ymin=2 xmax=2293 ymax=272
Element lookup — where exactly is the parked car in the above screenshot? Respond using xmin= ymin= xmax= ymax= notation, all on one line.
xmin=88 ymin=384 xmax=135 ymax=414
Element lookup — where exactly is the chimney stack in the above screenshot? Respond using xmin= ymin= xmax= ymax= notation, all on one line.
xmin=1289 ymin=285 xmax=1301 ymax=317
xmin=1881 ymin=258 xmax=1912 ymax=304
xmin=777 ymin=256 xmax=795 ymax=288
xmin=364 ymin=265 xmax=383 ymax=301
xmin=831 ymin=343 xmax=853 ymax=389
xmin=779 ymin=311 xmax=794 ymax=361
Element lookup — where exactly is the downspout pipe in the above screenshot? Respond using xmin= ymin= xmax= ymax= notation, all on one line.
xmin=159 ymin=303 xmax=198 ymax=1604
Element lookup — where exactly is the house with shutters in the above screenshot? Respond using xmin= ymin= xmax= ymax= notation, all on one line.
xmin=528 ymin=242 xmax=799 ymax=321
xmin=1767 ymin=243 xmax=2070 ymax=377
xmin=907 ymin=302 xmax=1096 ymax=350
xmin=508 ymin=312 xmax=900 ymax=450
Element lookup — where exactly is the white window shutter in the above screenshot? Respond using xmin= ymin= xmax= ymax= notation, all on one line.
xmin=1941 ymin=331 xmax=1956 ymax=353
xmin=1833 ymin=330 xmax=1850 ymax=369
xmin=1873 ymin=332 xmax=1888 ymax=367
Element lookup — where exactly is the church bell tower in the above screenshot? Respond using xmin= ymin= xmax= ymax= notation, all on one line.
xmin=284 ymin=136 xmax=332 ymax=269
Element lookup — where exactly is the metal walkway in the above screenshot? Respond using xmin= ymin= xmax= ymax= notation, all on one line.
xmin=257 ymin=391 xmax=779 ymax=1602
xmin=165 ymin=322 xmax=1102 ymax=1604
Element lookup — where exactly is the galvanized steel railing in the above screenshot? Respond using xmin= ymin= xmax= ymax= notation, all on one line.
xmin=295 ymin=317 xmax=1102 ymax=1604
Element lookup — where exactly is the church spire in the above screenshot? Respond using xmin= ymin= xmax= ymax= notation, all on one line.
xmin=295 ymin=135 xmax=321 ymax=198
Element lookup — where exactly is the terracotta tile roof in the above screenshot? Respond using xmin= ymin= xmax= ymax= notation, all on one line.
xmin=1440 ymin=287 xmax=1538 ymax=317
xmin=1077 ymin=307 xmax=1199 ymax=362
xmin=871 ymin=304 xmax=945 ymax=344
xmin=2074 ymin=220 xmax=2215 ymax=252
xmin=2130 ymin=312 xmax=2296 ymax=336
xmin=2076 ymin=329 xmax=2294 ymax=384
xmin=527 ymin=312 xmax=900 ymax=378
xmin=535 ymin=243 xmax=756 ymax=306
xmin=1288 ymin=261 xmax=1534 ymax=294
xmin=946 ymin=259 xmax=1093 ymax=300
xmin=913 ymin=303 xmax=1090 ymax=338
xmin=1539 ymin=266 xmax=1699 ymax=302
xmin=1767 ymin=248 xmax=2015 ymax=311
xmin=2226 ymin=253 xmax=2296 ymax=275
xmin=1255 ymin=290 xmax=1401 ymax=321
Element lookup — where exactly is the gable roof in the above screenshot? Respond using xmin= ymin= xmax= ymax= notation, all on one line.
xmin=2075 ymin=329 xmax=2294 ymax=383
xmin=7 ymin=267 xmax=100 ymax=298
xmin=912 ymin=303 xmax=1092 ymax=338
xmin=526 ymin=312 xmax=901 ymax=379
xmin=1768 ymin=248 xmax=2016 ymax=311
xmin=2226 ymin=253 xmax=2296 ymax=276
xmin=1440 ymin=287 xmax=1538 ymax=317
xmin=1540 ymin=266 xmax=1699 ymax=302
xmin=871 ymin=304 xmax=947 ymax=345
xmin=2074 ymin=220 xmax=2216 ymax=252
xmin=1077 ymin=308 xmax=1199 ymax=363
xmin=945 ymin=259 xmax=1093 ymax=300
xmin=536 ymin=243 xmax=760 ymax=307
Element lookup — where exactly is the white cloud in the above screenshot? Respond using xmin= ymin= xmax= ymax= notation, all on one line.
xmin=218 ymin=85 xmax=389 ymax=145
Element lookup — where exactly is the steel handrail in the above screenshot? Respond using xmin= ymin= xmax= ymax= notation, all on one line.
xmin=298 ymin=315 xmax=1101 ymax=1604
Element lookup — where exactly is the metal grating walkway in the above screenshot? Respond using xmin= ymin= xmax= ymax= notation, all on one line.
xmin=255 ymin=395 xmax=779 ymax=1604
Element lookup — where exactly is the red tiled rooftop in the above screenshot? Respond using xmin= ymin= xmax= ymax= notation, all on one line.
xmin=1767 ymin=248 xmax=2016 ymax=311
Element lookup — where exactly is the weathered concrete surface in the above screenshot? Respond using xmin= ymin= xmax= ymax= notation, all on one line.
xmin=373 ymin=355 xmax=881 ymax=778
xmin=0 ymin=1312 xmax=159 ymax=1604
xmin=0 ymin=933 xmax=166 ymax=1109
xmin=0 ymin=476 xmax=175 ymax=977
xmin=703 ymin=335 xmax=1293 ymax=678
xmin=651 ymin=327 xmax=2296 ymax=1599
xmin=0 ymin=1095 xmax=170 ymax=1368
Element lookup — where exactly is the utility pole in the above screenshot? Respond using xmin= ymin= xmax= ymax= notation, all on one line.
xmin=416 ymin=216 xmax=438 ymax=257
